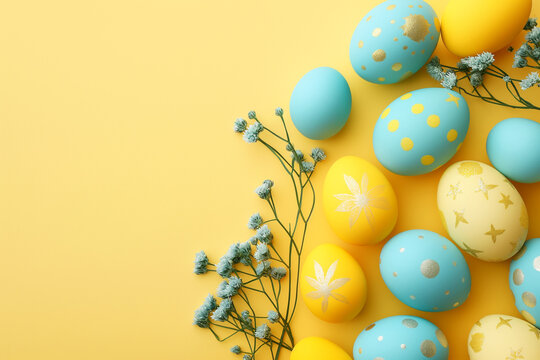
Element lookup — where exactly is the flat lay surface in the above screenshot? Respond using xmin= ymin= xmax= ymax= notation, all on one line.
xmin=1 ymin=0 xmax=539 ymax=359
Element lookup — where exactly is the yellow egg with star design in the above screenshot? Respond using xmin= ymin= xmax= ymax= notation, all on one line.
xmin=437 ymin=161 xmax=528 ymax=262
xmin=300 ymin=243 xmax=367 ymax=323
xmin=467 ymin=314 xmax=540 ymax=360
xmin=323 ymin=156 xmax=398 ymax=245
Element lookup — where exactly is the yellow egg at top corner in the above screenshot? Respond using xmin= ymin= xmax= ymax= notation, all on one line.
xmin=323 ymin=156 xmax=398 ymax=245
xmin=441 ymin=0 xmax=532 ymax=57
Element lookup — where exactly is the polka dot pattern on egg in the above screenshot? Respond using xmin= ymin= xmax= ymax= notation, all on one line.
xmin=380 ymin=230 xmax=471 ymax=312
xmin=373 ymin=88 xmax=470 ymax=176
xmin=353 ymin=315 xmax=449 ymax=360
xmin=349 ymin=0 xmax=440 ymax=84
xmin=509 ymin=238 xmax=540 ymax=327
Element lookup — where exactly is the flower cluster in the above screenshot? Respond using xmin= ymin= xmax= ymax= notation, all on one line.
xmin=192 ymin=109 xmax=325 ymax=359
xmin=426 ymin=18 xmax=540 ymax=110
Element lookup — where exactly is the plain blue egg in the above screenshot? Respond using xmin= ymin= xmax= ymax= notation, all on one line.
xmin=380 ymin=230 xmax=471 ymax=312
xmin=487 ymin=118 xmax=540 ymax=183
xmin=509 ymin=238 xmax=540 ymax=328
xmin=353 ymin=315 xmax=449 ymax=360
xmin=350 ymin=0 xmax=440 ymax=84
xmin=373 ymin=88 xmax=470 ymax=176
xmin=289 ymin=67 xmax=351 ymax=140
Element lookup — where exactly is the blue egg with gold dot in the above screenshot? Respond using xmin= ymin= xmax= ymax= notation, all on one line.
xmin=380 ymin=230 xmax=471 ymax=312
xmin=350 ymin=0 xmax=440 ymax=84
xmin=353 ymin=315 xmax=449 ymax=360
xmin=373 ymin=88 xmax=469 ymax=176
xmin=510 ymin=238 xmax=540 ymax=328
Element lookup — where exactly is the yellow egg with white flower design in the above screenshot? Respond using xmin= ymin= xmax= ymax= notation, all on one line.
xmin=467 ymin=314 xmax=540 ymax=360
xmin=323 ymin=156 xmax=398 ymax=245
xmin=300 ymin=243 xmax=367 ymax=323
xmin=437 ymin=161 xmax=528 ymax=262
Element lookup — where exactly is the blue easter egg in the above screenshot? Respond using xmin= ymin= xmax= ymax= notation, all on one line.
xmin=373 ymin=88 xmax=470 ymax=175
xmin=510 ymin=238 xmax=540 ymax=328
xmin=350 ymin=0 xmax=440 ymax=84
xmin=487 ymin=118 xmax=540 ymax=184
xmin=290 ymin=67 xmax=352 ymax=140
xmin=353 ymin=315 xmax=449 ymax=359
xmin=380 ymin=230 xmax=471 ymax=312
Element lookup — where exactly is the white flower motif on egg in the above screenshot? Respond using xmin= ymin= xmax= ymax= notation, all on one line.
xmin=305 ymin=260 xmax=350 ymax=313
xmin=334 ymin=174 xmax=389 ymax=228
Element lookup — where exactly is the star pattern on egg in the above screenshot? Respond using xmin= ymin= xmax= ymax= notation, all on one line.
xmin=528 ymin=324 xmax=540 ymax=340
xmin=496 ymin=317 xmax=512 ymax=329
xmin=401 ymin=14 xmax=431 ymax=42
xmin=499 ymin=193 xmax=514 ymax=209
xmin=462 ymin=242 xmax=482 ymax=258
xmin=447 ymin=183 xmax=463 ymax=200
xmin=474 ymin=177 xmax=498 ymax=200
xmin=485 ymin=224 xmax=505 ymax=244
xmin=453 ymin=209 xmax=469 ymax=228
xmin=507 ymin=348 xmax=525 ymax=360
xmin=446 ymin=93 xmax=460 ymax=108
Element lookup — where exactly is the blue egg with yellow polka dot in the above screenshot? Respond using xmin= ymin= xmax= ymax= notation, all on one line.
xmin=380 ymin=230 xmax=471 ymax=312
xmin=509 ymin=237 xmax=540 ymax=328
xmin=373 ymin=88 xmax=469 ymax=176
xmin=353 ymin=315 xmax=449 ymax=360
xmin=350 ymin=0 xmax=440 ymax=84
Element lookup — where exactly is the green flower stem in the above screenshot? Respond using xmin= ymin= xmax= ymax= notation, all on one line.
xmin=436 ymin=62 xmax=540 ymax=110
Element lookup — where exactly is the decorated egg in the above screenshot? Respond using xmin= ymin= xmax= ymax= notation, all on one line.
xmin=353 ymin=315 xmax=449 ymax=360
xmin=442 ymin=0 xmax=532 ymax=57
xmin=468 ymin=314 xmax=540 ymax=360
xmin=290 ymin=67 xmax=351 ymax=140
xmin=323 ymin=156 xmax=398 ymax=245
xmin=349 ymin=0 xmax=440 ymax=84
xmin=380 ymin=229 xmax=471 ymax=312
xmin=291 ymin=337 xmax=352 ymax=360
xmin=373 ymin=88 xmax=469 ymax=175
xmin=437 ymin=161 xmax=529 ymax=262
xmin=487 ymin=118 xmax=540 ymax=183
xmin=510 ymin=238 xmax=540 ymax=327
xmin=300 ymin=243 xmax=367 ymax=322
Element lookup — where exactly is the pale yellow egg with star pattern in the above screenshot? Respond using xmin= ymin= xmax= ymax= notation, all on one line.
xmin=467 ymin=314 xmax=540 ymax=360
xmin=300 ymin=243 xmax=367 ymax=323
xmin=437 ymin=161 xmax=528 ymax=262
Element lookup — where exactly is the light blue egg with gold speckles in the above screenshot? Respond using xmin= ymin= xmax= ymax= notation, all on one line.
xmin=510 ymin=238 xmax=540 ymax=328
xmin=373 ymin=88 xmax=469 ymax=176
xmin=350 ymin=0 xmax=440 ymax=84
xmin=353 ymin=315 xmax=449 ymax=360
xmin=380 ymin=230 xmax=471 ymax=312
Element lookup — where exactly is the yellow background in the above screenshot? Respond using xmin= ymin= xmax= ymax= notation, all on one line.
xmin=1 ymin=0 xmax=539 ymax=359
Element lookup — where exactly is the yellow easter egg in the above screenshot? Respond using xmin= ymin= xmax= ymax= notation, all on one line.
xmin=291 ymin=337 xmax=352 ymax=360
xmin=441 ymin=0 xmax=532 ymax=57
xmin=468 ymin=314 xmax=540 ymax=360
xmin=437 ymin=161 xmax=528 ymax=262
xmin=300 ymin=243 xmax=367 ymax=322
xmin=323 ymin=156 xmax=398 ymax=245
